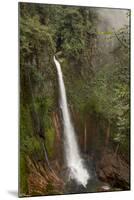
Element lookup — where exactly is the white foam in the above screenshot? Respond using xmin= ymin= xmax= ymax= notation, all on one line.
xmin=54 ymin=56 xmax=90 ymax=187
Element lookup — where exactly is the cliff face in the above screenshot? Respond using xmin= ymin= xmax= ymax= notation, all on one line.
xmin=20 ymin=108 xmax=129 ymax=196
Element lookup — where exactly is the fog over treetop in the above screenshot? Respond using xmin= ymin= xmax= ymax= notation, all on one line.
xmin=97 ymin=8 xmax=129 ymax=31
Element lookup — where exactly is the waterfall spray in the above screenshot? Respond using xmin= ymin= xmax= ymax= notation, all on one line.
xmin=54 ymin=56 xmax=90 ymax=187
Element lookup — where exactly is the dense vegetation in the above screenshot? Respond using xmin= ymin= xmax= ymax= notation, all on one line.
xmin=19 ymin=3 xmax=130 ymax=196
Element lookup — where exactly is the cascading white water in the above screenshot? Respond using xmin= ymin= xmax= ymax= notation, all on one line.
xmin=54 ymin=56 xmax=90 ymax=187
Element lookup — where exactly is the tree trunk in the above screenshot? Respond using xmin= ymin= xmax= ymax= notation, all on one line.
xmin=105 ymin=120 xmax=110 ymax=147
xmin=84 ymin=122 xmax=87 ymax=153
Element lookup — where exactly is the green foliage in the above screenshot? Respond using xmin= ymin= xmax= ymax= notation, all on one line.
xmin=24 ymin=136 xmax=41 ymax=153
xmin=20 ymin=14 xmax=55 ymax=66
xmin=20 ymin=104 xmax=43 ymax=159
xmin=45 ymin=181 xmax=54 ymax=193
xmin=88 ymin=29 xmax=130 ymax=151
xmin=45 ymin=123 xmax=55 ymax=157
xmin=19 ymin=153 xmax=28 ymax=195
xmin=20 ymin=104 xmax=33 ymax=149
xmin=59 ymin=9 xmax=85 ymax=57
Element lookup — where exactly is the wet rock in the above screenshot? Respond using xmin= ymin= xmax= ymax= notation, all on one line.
xmin=95 ymin=151 xmax=130 ymax=190
xmin=26 ymin=156 xmax=64 ymax=195
xmin=98 ymin=184 xmax=111 ymax=191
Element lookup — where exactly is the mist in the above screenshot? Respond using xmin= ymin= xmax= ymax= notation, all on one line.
xmin=97 ymin=8 xmax=129 ymax=32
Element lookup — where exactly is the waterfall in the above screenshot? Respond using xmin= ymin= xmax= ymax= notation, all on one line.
xmin=54 ymin=56 xmax=90 ymax=187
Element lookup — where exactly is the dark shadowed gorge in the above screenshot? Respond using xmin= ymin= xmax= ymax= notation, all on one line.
xmin=19 ymin=3 xmax=130 ymax=197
